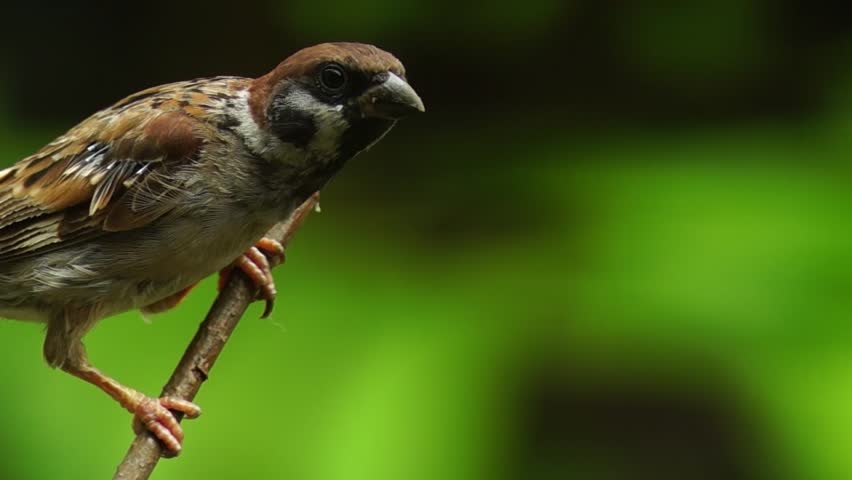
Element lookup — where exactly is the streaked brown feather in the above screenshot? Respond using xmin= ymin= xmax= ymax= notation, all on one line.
xmin=0 ymin=85 xmax=217 ymax=262
xmin=102 ymin=171 xmax=185 ymax=232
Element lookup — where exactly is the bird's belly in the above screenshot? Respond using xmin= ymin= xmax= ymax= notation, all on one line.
xmin=0 ymin=207 xmax=276 ymax=318
xmin=101 ymin=214 xmax=275 ymax=312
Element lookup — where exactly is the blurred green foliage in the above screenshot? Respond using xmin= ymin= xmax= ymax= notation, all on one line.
xmin=276 ymin=0 xmax=565 ymax=39
xmin=2 ymin=1 xmax=852 ymax=479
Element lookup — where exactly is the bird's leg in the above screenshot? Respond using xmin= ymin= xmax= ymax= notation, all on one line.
xmin=45 ymin=310 xmax=200 ymax=456
xmin=63 ymin=358 xmax=201 ymax=455
xmin=218 ymin=237 xmax=285 ymax=318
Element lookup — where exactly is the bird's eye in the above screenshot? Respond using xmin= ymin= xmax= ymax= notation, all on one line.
xmin=318 ymin=63 xmax=348 ymax=95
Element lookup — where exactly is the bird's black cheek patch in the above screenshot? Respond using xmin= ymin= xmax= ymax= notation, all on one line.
xmin=267 ymin=84 xmax=318 ymax=148
xmin=268 ymin=108 xmax=317 ymax=149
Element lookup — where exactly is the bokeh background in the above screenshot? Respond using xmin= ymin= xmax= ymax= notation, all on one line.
xmin=2 ymin=1 xmax=852 ymax=479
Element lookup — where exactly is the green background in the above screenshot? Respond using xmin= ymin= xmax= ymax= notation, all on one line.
xmin=2 ymin=1 xmax=852 ymax=479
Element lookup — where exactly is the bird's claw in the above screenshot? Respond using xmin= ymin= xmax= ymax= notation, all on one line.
xmin=219 ymin=237 xmax=285 ymax=318
xmin=130 ymin=395 xmax=201 ymax=456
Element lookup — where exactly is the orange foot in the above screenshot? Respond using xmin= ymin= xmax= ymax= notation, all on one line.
xmin=129 ymin=394 xmax=201 ymax=456
xmin=219 ymin=237 xmax=285 ymax=318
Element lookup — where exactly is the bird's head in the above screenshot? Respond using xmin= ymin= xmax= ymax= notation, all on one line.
xmin=246 ymin=42 xmax=424 ymax=170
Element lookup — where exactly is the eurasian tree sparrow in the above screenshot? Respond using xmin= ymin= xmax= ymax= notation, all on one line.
xmin=0 ymin=42 xmax=424 ymax=454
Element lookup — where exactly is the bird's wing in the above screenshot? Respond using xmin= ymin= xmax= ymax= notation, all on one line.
xmin=0 ymin=103 xmax=207 ymax=263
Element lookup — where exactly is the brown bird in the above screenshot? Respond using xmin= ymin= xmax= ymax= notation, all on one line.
xmin=0 ymin=42 xmax=424 ymax=454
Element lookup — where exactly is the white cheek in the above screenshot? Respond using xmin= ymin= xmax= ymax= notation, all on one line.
xmin=311 ymin=105 xmax=348 ymax=159
xmin=235 ymin=86 xmax=348 ymax=165
xmin=284 ymin=89 xmax=348 ymax=161
xmin=233 ymin=88 xmax=285 ymax=159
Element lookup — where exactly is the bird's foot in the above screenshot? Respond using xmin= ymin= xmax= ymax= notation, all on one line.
xmin=218 ymin=237 xmax=285 ymax=318
xmin=130 ymin=395 xmax=202 ymax=457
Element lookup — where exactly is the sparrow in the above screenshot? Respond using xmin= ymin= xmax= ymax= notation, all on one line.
xmin=0 ymin=42 xmax=424 ymax=454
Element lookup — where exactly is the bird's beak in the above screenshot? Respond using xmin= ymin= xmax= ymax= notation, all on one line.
xmin=359 ymin=72 xmax=425 ymax=120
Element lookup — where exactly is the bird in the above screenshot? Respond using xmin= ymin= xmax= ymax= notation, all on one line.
xmin=0 ymin=42 xmax=424 ymax=454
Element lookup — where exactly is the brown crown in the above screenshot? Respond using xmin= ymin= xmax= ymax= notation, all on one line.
xmin=249 ymin=42 xmax=406 ymax=126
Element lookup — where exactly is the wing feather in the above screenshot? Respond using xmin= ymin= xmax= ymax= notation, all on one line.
xmin=0 ymin=107 xmax=205 ymax=262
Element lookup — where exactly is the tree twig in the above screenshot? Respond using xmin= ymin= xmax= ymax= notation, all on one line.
xmin=113 ymin=192 xmax=320 ymax=480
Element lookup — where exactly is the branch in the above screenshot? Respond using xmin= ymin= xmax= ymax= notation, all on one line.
xmin=113 ymin=192 xmax=320 ymax=480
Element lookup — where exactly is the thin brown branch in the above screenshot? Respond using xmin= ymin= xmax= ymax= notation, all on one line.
xmin=113 ymin=192 xmax=320 ymax=480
